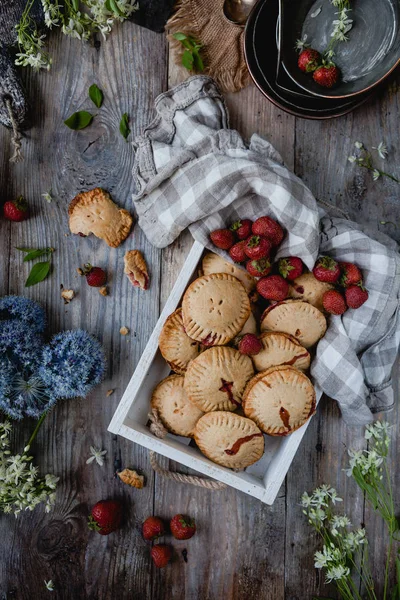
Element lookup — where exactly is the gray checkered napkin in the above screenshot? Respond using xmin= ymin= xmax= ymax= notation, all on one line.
xmin=132 ymin=75 xmax=400 ymax=426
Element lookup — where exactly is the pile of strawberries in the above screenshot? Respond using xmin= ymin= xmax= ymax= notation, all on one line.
xmin=298 ymin=48 xmax=340 ymax=89
xmin=209 ymin=215 xmax=369 ymax=325
xmin=143 ymin=514 xmax=196 ymax=568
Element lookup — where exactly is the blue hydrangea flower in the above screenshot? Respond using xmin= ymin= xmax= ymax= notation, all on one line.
xmin=40 ymin=330 xmax=106 ymax=399
xmin=0 ymin=320 xmax=44 ymax=374
xmin=0 ymin=296 xmax=46 ymax=334
xmin=0 ymin=358 xmax=57 ymax=420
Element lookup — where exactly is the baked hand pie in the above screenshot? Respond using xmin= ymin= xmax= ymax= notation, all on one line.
xmin=194 ymin=411 xmax=264 ymax=469
xmin=182 ymin=273 xmax=251 ymax=346
xmin=243 ymin=366 xmax=316 ymax=436
xmin=288 ymin=272 xmax=334 ymax=312
xmin=201 ymin=252 xmax=256 ymax=294
xmin=253 ymin=332 xmax=310 ymax=372
xmin=184 ymin=346 xmax=254 ymax=412
xmin=159 ymin=308 xmax=201 ymax=374
xmin=260 ymin=299 xmax=327 ymax=348
xmin=68 ymin=188 xmax=133 ymax=248
xmin=151 ymin=375 xmax=204 ymax=438
xmin=124 ymin=250 xmax=150 ymax=290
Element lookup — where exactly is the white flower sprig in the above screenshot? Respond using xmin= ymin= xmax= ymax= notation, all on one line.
xmin=348 ymin=141 xmax=399 ymax=183
xmin=15 ymin=0 xmax=139 ymax=71
xmin=324 ymin=0 xmax=353 ymax=61
xmin=44 ymin=579 xmax=55 ymax=591
xmin=0 ymin=420 xmax=59 ymax=516
xmin=86 ymin=446 xmax=107 ymax=466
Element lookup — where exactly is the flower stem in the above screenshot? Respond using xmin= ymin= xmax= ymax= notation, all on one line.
xmin=26 ymin=411 xmax=48 ymax=448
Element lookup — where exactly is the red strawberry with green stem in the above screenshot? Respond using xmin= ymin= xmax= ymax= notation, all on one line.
xmin=229 ymin=241 xmax=247 ymax=263
xmin=3 ymin=195 xmax=29 ymax=222
xmin=244 ymin=236 xmax=272 ymax=261
xmin=322 ymin=290 xmax=347 ymax=315
xmin=345 ymin=284 xmax=369 ymax=309
xmin=210 ymin=229 xmax=235 ymax=250
xmin=252 ymin=216 xmax=284 ymax=247
xmin=313 ymin=63 xmax=340 ymax=88
xmin=298 ymin=48 xmax=321 ymax=73
xmin=230 ymin=219 xmax=252 ymax=240
xmin=142 ymin=516 xmax=165 ymax=541
xmin=238 ymin=334 xmax=262 ymax=356
xmin=313 ymin=256 xmax=341 ymax=283
xmin=83 ymin=264 xmax=107 ymax=287
xmin=88 ymin=500 xmax=123 ymax=535
xmin=256 ymin=275 xmax=289 ymax=301
xmin=278 ymin=257 xmax=304 ymax=281
xmin=170 ymin=514 xmax=197 ymax=540
xmin=246 ymin=258 xmax=271 ymax=277
xmin=339 ymin=262 xmax=362 ymax=288
xmin=151 ymin=545 xmax=173 ymax=568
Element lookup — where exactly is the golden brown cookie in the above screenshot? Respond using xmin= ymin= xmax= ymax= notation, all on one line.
xmin=69 ymin=188 xmax=133 ymax=248
xmin=194 ymin=411 xmax=264 ymax=469
xmin=182 ymin=273 xmax=251 ymax=346
xmin=184 ymin=346 xmax=254 ymax=412
xmin=124 ymin=250 xmax=149 ymax=290
xmin=260 ymin=300 xmax=327 ymax=348
xmin=159 ymin=308 xmax=201 ymax=375
xmin=253 ymin=332 xmax=311 ymax=372
xmin=202 ymin=252 xmax=256 ymax=294
xmin=243 ymin=366 xmax=316 ymax=436
xmin=151 ymin=375 xmax=204 ymax=438
xmin=288 ymin=273 xmax=334 ymax=311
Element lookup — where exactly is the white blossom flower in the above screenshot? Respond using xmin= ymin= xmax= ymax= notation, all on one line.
xmin=86 ymin=446 xmax=107 ymax=466
xmin=348 ymin=155 xmax=357 ymax=163
xmin=372 ymin=142 xmax=388 ymax=160
xmin=314 ymin=546 xmax=331 ymax=569
xmin=42 ymin=191 xmax=53 ymax=203
xmin=354 ymin=141 xmax=363 ymax=149
xmin=330 ymin=515 xmax=351 ymax=536
xmin=372 ymin=169 xmax=381 ymax=181
xmin=326 ymin=564 xmax=350 ymax=582
xmin=44 ymin=580 xmax=55 ymax=591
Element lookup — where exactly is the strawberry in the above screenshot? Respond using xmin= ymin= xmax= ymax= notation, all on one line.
xmin=238 ymin=334 xmax=262 ymax=356
xmin=151 ymin=545 xmax=173 ymax=568
xmin=142 ymin=516 xmax=166 ymax=541
xmin=345 ymin=285 xmax=369 ymax=309
xmin=229 ymin=240 xmax=247 ymax=263
xmin=3 ymin=195 xmax=29 ymax=222
xmin=298 ymin=48 xmax=321 ymax=73
xmin=244 ymin=235 xmax=272 ymax=261
xmin=230 ymin=219 xmax=253 ymax=240
xmin=252 ymin=216 xmax=284 ymax=247
xmin=313 ymin=64 xmax=340 ymax=88
xmin=339 ymin=262 xmax=362 ymax=288
xmin=88 ymin=500 xmax=123 ymax=535
xmin=278 ymin=257 xmax=304 ymax=281
xmin=322 ymin=290 xmax=347 ymax=315
xmin=83 ymin=264 xmax=107 ymax=287
xmin=210 ymin=228 xmax=235 ymax=250
xmin=312 ymin=256 xmax=341 ymax=283
xmin=256 ymin=275 xmax=289 ymax=301
xmin=246 ymin=258 xmax=271 ymax=277
xmin=170 ymin=514 xmax=197 ymax=540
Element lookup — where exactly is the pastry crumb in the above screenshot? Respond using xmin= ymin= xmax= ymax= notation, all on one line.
xmin=76 ymin=267 xmax=84 ymax=276
xmin=120 ymin=326 xmax=129 ymax=336
xmin=61 ymin=289 xmax=75 ymax=304
xmin=117 ymin=468 xmax=144 ymax=489
xmin=99 ymin=286 xmax=108 ymax=296
xmin=106 ymin=389 xmax=114 ymax=397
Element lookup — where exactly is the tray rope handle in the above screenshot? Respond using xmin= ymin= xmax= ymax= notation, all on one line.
xmin=148 ymin=409 xmax=227 ymax=490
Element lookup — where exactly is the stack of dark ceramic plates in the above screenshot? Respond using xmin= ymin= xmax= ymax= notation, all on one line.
xmin=244 ymin=0 xmax=400 ymax=119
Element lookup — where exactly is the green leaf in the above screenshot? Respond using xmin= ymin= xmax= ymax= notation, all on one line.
xmin=89 ymin=84 xmax=103 ymax=108
xmin=25 ymin=261 xmax=51 ymax=287
xmin=192 ymin=48 xmax=204 ymax=72
xmin=119 ymin=113 xmax=130 ymax=140
xmin=64 ymin=111 xmax=94 ymax=130
xmin=182 ymin=49 xmax=194 ymax=70
xmin=173 ymin=32 xmax=187 ymax=41
xmin=105 ymin=0 xmax=124 ymax=17
xmin=22 ymin=248 xmax=53 ymax=262
xmin=16 ymin=247 xmax=37 ymax=253
xmin=72 ymin=0 xmax=79 ymax=10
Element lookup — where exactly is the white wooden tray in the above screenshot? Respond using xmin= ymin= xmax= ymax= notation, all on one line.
xmin=108 ymin=240 xmax=321 ymax=504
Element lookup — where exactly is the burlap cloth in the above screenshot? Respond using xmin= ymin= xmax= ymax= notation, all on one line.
xmin=167 ymin=0 xmax=250 ymax=92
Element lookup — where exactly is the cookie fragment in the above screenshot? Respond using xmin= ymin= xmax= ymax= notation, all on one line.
xmin=68 ymin=188 xmax=133 ymax=248
xmin=124 ymin=250 xmax=149 ymax=290
xmin=61 ymin=289 xmax=75 ymax=304
xmin=117 ymin=468 xmax=145 ymax=489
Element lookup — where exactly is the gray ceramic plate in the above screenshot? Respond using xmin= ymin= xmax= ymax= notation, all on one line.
xmin=279 ymin=0 xmax=400 ymax=98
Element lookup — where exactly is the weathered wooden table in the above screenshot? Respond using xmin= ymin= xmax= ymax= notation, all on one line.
xmin=0 ymin=18 xmax=399 ymax=600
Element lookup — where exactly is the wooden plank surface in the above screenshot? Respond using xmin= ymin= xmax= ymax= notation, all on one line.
xmin=0 ymin=17 xmax=399 ymax=600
